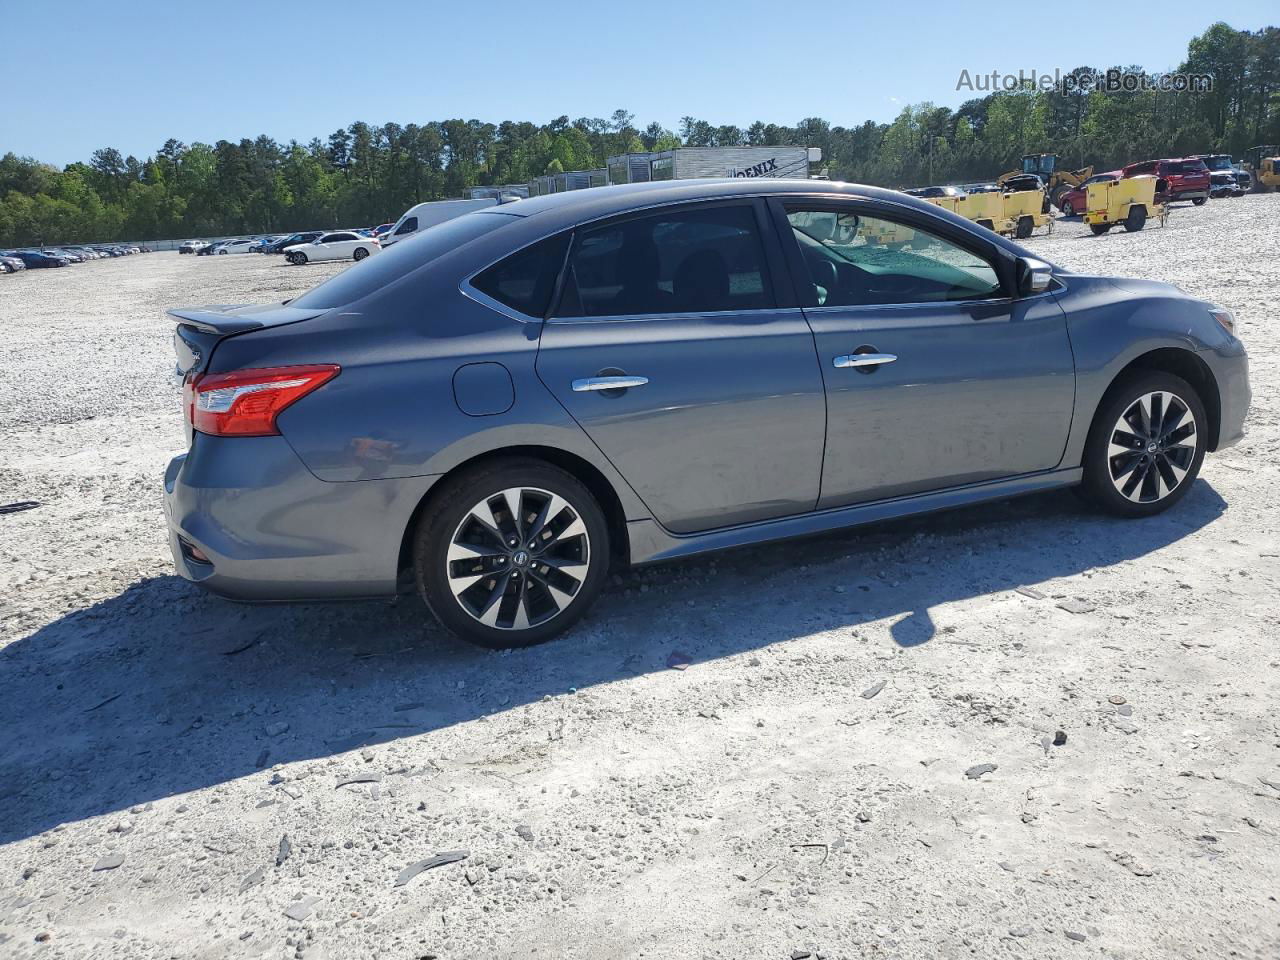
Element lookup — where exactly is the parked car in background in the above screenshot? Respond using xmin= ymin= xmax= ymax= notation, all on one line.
xmin=1208 ymin=170 xmax=1245 ymax=198
xmin=1122 ymin=159 xmax=1210 ymax=204
xmin=380 ymin=198 xmax=501 ymax=249
xmin=372 ymin=222 xmax=396 ymax=239
xmin=283 ymin=231 xmax=380 ymax=264
xmin=214 ymin=239 xmax=255 ymax=255
xmin=44 ymin=247 xmax=86 ymax=263
xmin=1056 ymin=171 xmax=1121 ymax=216
xmin=180 ymin=240 xmax=210 ymax=254
xmin=261 ymin=232 xmax=324 ymax=254
xmin=0 ymin=254 xmax=26 ymax=273
xmin=248 ymin=236 xmax=283 ymax=252
xmin=4 ymin=249 xmax=72 ymax=268
xmin=903 ymin=185 xmax=966 ymax=199
xmin=1194 ymin=154 xmax=1251 ymax=193
xmin=164 ymin=178 xmax=1249 ymax=649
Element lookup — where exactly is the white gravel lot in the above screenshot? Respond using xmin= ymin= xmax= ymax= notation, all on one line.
xmin=1 ymin=197 xmax=1278 ymax=960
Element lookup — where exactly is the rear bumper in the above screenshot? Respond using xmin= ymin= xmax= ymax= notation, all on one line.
xmin=1171 ymin=188 xmax=1208 ymax=201
xmin=163 ymin=433 xmax=438 ymax=601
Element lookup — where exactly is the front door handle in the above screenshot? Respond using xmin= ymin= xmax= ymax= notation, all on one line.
xmin=833 ymin=353 xmax=897 ymax=369
xmin=572 ymin=375 xmax=649 ymax=392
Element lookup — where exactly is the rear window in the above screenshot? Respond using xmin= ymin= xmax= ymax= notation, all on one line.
xmin=291 ymin=213 xmax=516 ymax=309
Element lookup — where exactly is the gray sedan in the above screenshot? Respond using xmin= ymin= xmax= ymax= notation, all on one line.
xmin=164 ymin=179 xmax=1250 ymax=648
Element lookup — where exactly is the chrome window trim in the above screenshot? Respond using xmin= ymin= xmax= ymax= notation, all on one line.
xmin=546 ymin=306 xmax=800 ymax=326
xmin=459 ymin=283 xmax=542 ymax=325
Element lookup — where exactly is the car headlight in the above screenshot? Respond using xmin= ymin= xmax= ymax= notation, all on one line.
xmin=1209 ymin=308 xmax=1236 ymax=335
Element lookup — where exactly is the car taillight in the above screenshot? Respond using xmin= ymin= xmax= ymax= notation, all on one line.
xmin=185 ymin=365 xmax=339 ymax=437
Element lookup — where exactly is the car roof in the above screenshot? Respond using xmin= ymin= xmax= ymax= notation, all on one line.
xmin=470 ymin=178 xmax=1039 ymax=262
xmin=485 ymin=178 xmax=963 ymax=224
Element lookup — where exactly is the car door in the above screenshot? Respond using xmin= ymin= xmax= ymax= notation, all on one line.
xmin=313 ymin=233 xmax=342 ymax=261
xmin=533 ymin=198 xmax=827 ymax=534
xmin=771 ymin=199 xmax=1075 ymax=510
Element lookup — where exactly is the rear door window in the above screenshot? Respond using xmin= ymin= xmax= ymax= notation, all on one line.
xmin=556 ymin=203 xmax=773 ymax=318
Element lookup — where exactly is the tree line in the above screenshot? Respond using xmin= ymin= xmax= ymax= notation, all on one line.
xmin=0 ymin=21 xmax=1275 ymax=247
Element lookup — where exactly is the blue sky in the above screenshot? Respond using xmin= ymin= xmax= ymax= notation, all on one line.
xmin=3 ymin=0 xmax=1271 ymax=166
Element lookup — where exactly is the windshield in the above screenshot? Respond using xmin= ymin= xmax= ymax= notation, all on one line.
xmin=291 ymin=212 xmax=517 ymax=309
xmin=1201 ymin=156 xmax=1231 ymax=170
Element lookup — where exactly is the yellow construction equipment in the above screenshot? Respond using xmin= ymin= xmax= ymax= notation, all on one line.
xmin=1244 ymin=145 xmax=1280 ymax=192
xmin=1001 ymin=189 xmax=1054 ymax=238
xmin=857 ymin=218 xmax=915 ymax=248
xmin=953 ymin=190 xmax=1010 ymax=233
xmin=1083 ymin=175 xmax=1166 ymax=235
xmin=996 ymin=154 xmax=1093 ymax=210
xmin=915 ymin=188 xmax=1051 ymax=239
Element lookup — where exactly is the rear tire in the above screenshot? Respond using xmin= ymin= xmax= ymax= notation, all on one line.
xmin=1078 ymin=372 xmax=1206 ymax=518
xmin=1015 ymin=216 xmax=1033 ymax=239
xmin=1192 ymin=197 xmax=1207 ymax=206
xmin=414 ymin=458 xmax=611 ymax=649
xmin=1062 ymin=199 xmax=1075 ymax=217
xmin=1123 ymin=205 xmax=1147 ymax=232
xmin=353 ymin=247 xmax=369 ymax=261
xmin=1089 ymin=223 xmax=1111 ymax=235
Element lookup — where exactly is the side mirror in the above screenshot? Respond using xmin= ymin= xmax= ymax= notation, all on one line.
xmin=1016 ymin=256 xmax=1053 ymax=296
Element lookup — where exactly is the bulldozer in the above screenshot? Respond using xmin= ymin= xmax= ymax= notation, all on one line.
xmin=1244 ymin=145 xmax=1280 ymax=192
xmin=996 ymin=154 xmax=1093 ymax=211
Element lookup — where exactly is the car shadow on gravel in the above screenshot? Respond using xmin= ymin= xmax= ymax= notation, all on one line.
xmin=0 ymin=480 xmax=1226 ymax=844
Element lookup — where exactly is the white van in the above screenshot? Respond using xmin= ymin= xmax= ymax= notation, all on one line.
xmin=381 ymin=197 xmax=512 ymax=248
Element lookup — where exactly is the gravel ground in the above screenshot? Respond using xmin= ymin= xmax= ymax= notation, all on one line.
xmin=1 ymin=197 xmax=1278 ymax=960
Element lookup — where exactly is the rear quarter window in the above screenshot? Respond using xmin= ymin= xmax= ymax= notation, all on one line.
xmin=291 ymin=213 xmax=516 ymax=309
xmin=470 ymin=233 xmax=571 ymax=318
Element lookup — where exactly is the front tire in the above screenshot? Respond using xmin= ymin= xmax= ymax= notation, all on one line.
xmin=1061 ymin=199 xmax=1075 ymax=217
xmin=1123 ymin=205 xmax=1147 ymax=232
xmin=1192 ymin=197 xmax=1207 ymax=206
xmin=414 ymin=459 xmax=610 ymax=649
xmin=1089 ymin=223 xmax=1111 ymax=235
xmin=1078 ymin=372 xmax=1206 ymax=518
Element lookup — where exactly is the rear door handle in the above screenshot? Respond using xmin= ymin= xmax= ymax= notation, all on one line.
xmin=833 ymin=353 xmax=897 ymax=369
xmin=572 ymin=375 xmax=649 ymax=392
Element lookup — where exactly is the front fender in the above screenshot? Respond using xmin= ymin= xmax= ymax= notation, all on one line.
xmin=1055 ymin=275 xmax=1232 ymax=465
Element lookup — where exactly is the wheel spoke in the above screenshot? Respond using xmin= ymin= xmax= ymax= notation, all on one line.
xmin=1120 ymin=460 xmax=1148 ymax=501
xmin=1109 ymin=451 xmax=1143 ymax=480
xmin=1165 ymin=421 xmax=1196 ymax=446
xmin=528 ymin=568 xmax=576 ymax=613
xmin=475 ymin=572 xmax=513 ymax=626
xmin=527 ymin=493 xmax=570 ymax=545
xmin=1149 ymin=392 xmax=1165 ymax=438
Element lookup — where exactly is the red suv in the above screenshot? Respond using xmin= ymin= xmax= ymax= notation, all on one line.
xmin=1122 ymin=158 xmax=1209 ymax=205
xmin=1056 ymin=171 xmax=1121 ymax=216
